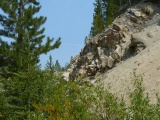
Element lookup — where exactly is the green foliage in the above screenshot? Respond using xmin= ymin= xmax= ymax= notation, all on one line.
xmin=45 ymin=56 xmax=67 ymax=72
xmin=1 ymin=59 xmax=160 ymax=119
xmin=0 ymin=68 xmax=50 ymax=119
xmin=128 ymin=71 xmax=158 ymax=120
xmin=106 ymin=0 xmax=119 ymax=26
xmin=90 ymin=0 xmax=145 ymax=36
xmin=45 ymin=55 xmax=55 ymax=79
xmin=90 ymin=0 xmax=104 ymax=37
xmin=33 ymin=71 xmax=160 ymax=120
xmin=0 ymin=0 xmax=160 ymax=119
xmin=0 ymin=0 xmax=61 ymax=75
xmin=54 ymin=60 xmax=62 ymax=72
xmin=34 ymin=78 xmax=100 ymax=120
xmin=61 ymin=62 xmax=70 ymax=71
xmin=0 ymin=0 xmax=61 ymax=119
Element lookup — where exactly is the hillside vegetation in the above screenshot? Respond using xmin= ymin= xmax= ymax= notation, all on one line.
xmin=0 ymin=0 xmax=160 ymax=119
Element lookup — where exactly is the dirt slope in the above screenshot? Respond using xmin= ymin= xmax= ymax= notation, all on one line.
xmin=64 ymin=2 xmax=160 ymax=104
xmin=103 ymin=20 xmax=160 ymax=104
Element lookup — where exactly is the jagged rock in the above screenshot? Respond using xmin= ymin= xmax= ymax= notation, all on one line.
xmin=130 ymin=8 xmax=142 ymax=17
xmin=115 ymin=45 xmax=122 ymax=62
xmin=66 ymin=2 xmax=160 ymax=80
xmin=138 ymin=2 xmax=158 ymax=15
xmin=97 ymin=47 xmax=104 ymax=56
xmin=113 ymin=23 xmax=122 ymax=31
xmin=131 ymin=33 xmax=148 ymax=47
xmin=86 ymin=52 xmax=94 ymax=63
xmin=130 ymin=16 xmax=138 ymax=23
xmin=100 ymin=56 xmax=108 ymax=68
xmin=78 ymin=67 xmax=87 ymax=76
xmin=107 ymin=56 xmax=114 ymax=68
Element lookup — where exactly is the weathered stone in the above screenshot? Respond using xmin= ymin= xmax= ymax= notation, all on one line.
xmin=114 ymin=32 xmax=121 ymax=41
xmin=88 ymin=64 xmax=96 ymax=68
xmin=147 ymin=31 xmax=155 ymax=38
xmin=113 ymin=23 xmax=122 ymax=31
xmin=107 ymin=56 xmax=114 ymax=68
xmin=100 ymin=56 xmax=108 ymax=68
xmin=87 ymin=52 xmax=94 ymax=62
xmin=81 ymin=55 xmax=87 ymax=63
xmin=130 ymin=8 xmax=142 ymax=17
xmin=66 ymin=2 xmax=160 ymax=80
xmin=138 ymin=2 xmax=157 ymax=16
xmin=130 ymin=16 xmax=138 ymax=23
xmin=131 ymin=33 xmax=148 ymax=47
xmin=63 ymin=72 xmax=70 ymax=81
xmin=91 ymin=60 xmax=96 ymax=66
xmin=97 ymin=47 xmax=103 ymax=56
xmin=78 ymin=68 xmax=87 ymax=75
xmin=115 ymin=45 xmax=122 ymax=61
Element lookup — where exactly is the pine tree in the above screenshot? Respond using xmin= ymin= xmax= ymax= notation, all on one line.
xmin=54 ymin=60 xmax=61 ymax=72
xmin=90 ymin=0 xmax=104 ymax=37
xmin=106 ymin=0 xmax=119 ymax=26
xmin=0 ymin=0 xmax=61 ymax=75
xmin=90 ymin=0 xmax=145 ymax=33
xmin=64 ymin=62 xmax=70 ymax=71
xmin=101 ymin=0 xmax=109 ymax=26
xmin=0 ymin=0 xmax=61 ymax=118
xmin=45 ymin=55 xmax=55 ymax=79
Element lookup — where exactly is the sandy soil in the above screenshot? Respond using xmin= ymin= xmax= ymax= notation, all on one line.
xmin=103 ymin=19 xmax=160 ymax=104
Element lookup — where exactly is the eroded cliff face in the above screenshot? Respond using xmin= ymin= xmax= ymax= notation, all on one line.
xmin=64 ymin=2 xmax=160 ymax=80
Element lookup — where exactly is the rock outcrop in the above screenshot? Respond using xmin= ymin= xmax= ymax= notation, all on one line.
xmin=66 ymin=2 xmax=160 ymax=80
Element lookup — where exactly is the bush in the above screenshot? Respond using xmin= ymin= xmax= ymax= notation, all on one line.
xmin=1 ymin=70 xmax=160 ymax=119
xmin=34 ymin=71 xmax=160 ymax=120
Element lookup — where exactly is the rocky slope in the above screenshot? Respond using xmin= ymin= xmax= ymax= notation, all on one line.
xmin=64 ymin=1 xmax=160 ymax=103
xmin=103 ymin=3 xmax=160 ymax=103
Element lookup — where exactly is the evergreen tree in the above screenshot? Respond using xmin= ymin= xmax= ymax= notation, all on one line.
xmin=64 ymin=62 xmax=70 ymax=71
xmin=0 ymin=0 xmax=61 ymax=118
xmin=45 ymin=55 xmax=55 ymax=79
xmin=90 ymin=0 xmax=145 ymax=35
xmin=54 ymin=60 xmax=61 ymax=72
xmin=0 ymin=0 xmax=61 ymax=75
xmin=101 ymin=0 xmax=108 ymax=26
xmin=106 ymin=0 xmax=119 ymax=26
xmin=90 ymin=0 xmax=104 ymax=37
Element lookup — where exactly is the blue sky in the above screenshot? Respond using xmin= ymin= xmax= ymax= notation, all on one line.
xmin=39 ymin=0 xmax=95 ymax=68
xmin=0 ymin=0 xmax=95 ymax=68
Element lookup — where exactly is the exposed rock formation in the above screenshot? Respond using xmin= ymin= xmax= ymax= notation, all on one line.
xmin=65 ymin=2 xmax=160 ymax=80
